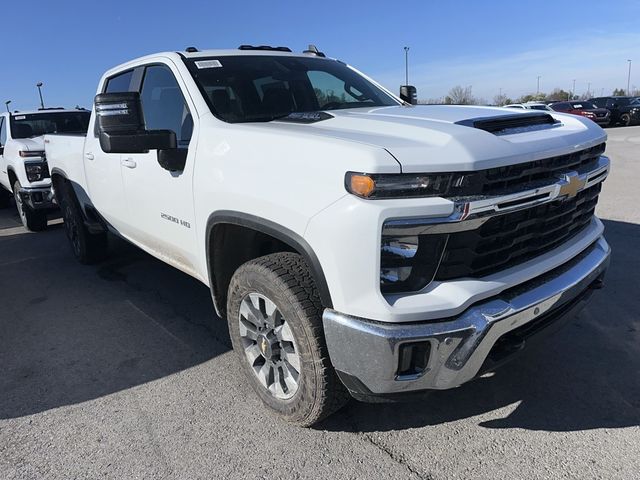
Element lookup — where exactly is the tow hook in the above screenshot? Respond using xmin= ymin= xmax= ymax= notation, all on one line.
xmin=590 ymin=277 xmax=605 ymax=290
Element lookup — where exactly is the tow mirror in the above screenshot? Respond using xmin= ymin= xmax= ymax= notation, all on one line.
xmin=94 ymin=92 xmax=178 ymax=158
xmin=400 ymin=85 xmax=418 ymax=105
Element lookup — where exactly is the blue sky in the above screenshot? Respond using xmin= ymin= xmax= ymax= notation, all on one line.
xmin=2 ymin=0 xmax=639 ymax=110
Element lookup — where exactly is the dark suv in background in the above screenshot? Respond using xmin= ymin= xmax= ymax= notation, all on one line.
xmin=588 ymin=96 xmax=640 ymax=126
xmin=549 ymin=101 xmax=610 ymax=126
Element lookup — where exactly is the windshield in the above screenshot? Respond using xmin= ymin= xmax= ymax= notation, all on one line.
xmin=10 ymin=111 xmax=91 ymax=139
xmin=528 ymin=105 xmax=550 ymax=111
xmin=184 ymin=55 xmax=399 ymax=123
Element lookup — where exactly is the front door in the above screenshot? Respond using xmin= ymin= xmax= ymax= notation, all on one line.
xmin=120 ymin=63 xmax=200 ymax=278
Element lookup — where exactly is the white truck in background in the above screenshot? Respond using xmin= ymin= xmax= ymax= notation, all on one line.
xmin=44 ymin=45 xmax=610 ymax=426
xmin=0 ymin=109 xmax=90 ymax=230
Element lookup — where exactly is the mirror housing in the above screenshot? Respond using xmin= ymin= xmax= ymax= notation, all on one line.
xmin=158 ymin=148 xmax=187 ymax=172
xmin=400 ymin=85 xmax=418 ymax=105
xmin=94 ymin=92 xmax=177 ymax=154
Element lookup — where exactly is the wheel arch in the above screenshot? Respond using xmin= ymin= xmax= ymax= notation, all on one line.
xmin=7 ymin=167 xmax=18 ymax=191
xmin=206 ymin=211 xmax=333 ymax=318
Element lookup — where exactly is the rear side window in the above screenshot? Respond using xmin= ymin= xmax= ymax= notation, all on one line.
xmin=139 ymin=65 xmax=192 ymax=148
xmin=105 ymin=70 xmax=135 ymax=93
xmin=591 ymin=98 xmax=605 ymax=108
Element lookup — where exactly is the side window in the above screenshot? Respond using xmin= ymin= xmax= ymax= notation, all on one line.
xmin=105 ymin=70 xmax=135 ymax=93
xmin=606 ymin=99 xmax=616 ymax=109
xmin=139 ymin=65 xmax=192 ymax=148
xmin=0 ymin=117 xmax=6 ymax=146
xmin=592 ymin=98 xmax=605 ymax=108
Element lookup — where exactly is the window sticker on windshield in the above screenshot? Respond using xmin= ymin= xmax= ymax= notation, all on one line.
xmin=14 ymin=115 xmax=25 ymax=120
xmin=195 ymin=60 xmax=222 ymax=69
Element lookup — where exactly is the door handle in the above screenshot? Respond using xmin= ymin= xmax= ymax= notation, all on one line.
xmin=121 ymin=158 xmax=137 ymax=169
xmin=85 ymin=152 xmax=94 ymax=160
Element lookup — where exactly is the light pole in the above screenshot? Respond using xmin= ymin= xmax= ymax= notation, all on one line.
xmin=537 ymin=75 xmax=541 ymax=95
xmin=404 ymin=46 xmax=410 ymax=85
xmin=572 ymin=79 xmax=576 ymax=100
xmin=587 ymin=82 xmax=591 ymax=97
xmin=4 ymin=100 xmax=10 ymax=113
xmin=36 ymin=82 xmax=45 ymax=109
xmin=627 ymin=60 xmax=632 ymax=96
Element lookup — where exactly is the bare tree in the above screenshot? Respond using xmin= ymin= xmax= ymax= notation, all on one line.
xmin=445 ymin=85 xmax=476 ymax=105
xmin=493 ymin=93 xmax=511 ymax=106
xmin=417 ymin=97 xmax=446 ymax=105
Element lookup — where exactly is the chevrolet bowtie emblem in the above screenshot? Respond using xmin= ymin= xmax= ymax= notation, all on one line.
xmin=259 ymin=337 xmax=268 ymax=355
xmin=558 ymin=172 xmax=586 ymax=198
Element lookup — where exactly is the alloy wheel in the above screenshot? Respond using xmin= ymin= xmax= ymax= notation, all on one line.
xmin=238 ymin=292 xmax=301 ymax=400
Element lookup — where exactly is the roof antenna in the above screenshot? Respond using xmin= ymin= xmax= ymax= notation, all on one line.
xmin=303 ymin=44 xmax=326 ymax=57
xmin=185 ymin=46 xmax=199 ymax=53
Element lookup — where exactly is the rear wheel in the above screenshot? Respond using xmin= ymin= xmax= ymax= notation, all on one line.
xmin=620 ymin=113 xmax=631 ymax=127
xmin=57 ymin=180 xmax=107 ymax=264
xmin=227 ymin=252 xmax=349 ymax=427
xmin=13 ymin=180 xmax=47 ymax=231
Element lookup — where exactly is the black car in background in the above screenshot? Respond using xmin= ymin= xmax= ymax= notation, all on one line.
xmin=588 ymin=96 xmax=640 ymax=126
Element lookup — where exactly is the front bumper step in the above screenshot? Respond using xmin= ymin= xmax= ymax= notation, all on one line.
xmin=323 ymin=236 xmax=610 ymax=400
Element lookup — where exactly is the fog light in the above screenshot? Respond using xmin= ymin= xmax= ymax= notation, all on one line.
xmin=397 ymin=342 xmax=431 ymax=379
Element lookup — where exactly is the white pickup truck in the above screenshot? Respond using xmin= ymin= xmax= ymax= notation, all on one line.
xmin=44 ymin=45 xmax=611 ymax=426
xmin=0 ymin=109 xmax=90 ymax=230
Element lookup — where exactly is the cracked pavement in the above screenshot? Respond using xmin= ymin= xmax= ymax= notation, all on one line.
xmin=1 ymin=127 xmax=639 ymax=479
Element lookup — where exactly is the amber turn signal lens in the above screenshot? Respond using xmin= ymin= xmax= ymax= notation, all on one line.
xmin=349 ymin=174 xmax=376 ymax=197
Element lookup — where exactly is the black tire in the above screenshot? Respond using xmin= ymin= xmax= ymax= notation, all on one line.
xmin=57 ymin=180 xmax=107 ymax=264
xmin=620 ymin=113 xmax=631 ymax=127
xmin=0 ymin=187 xmax=10 ymax=208
xmin=227 ymin=252 xmax=349 ymax=427
xmin=13 ymin=180 xmax=47 ymax=231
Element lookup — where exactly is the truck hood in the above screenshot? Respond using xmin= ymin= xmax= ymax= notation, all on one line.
xmin=12 ymin=136 xmax=45 ymax=152
xmin=268 ymin=105 xmax=607 ymax=173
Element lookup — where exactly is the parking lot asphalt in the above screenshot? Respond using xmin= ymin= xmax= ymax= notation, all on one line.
xmin=1 ymin=127 xmax=639 ymax=480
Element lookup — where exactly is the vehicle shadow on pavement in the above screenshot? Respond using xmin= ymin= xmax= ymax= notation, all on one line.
xmin=0 ymin=230 xmax=230 ymax=420
xmin=1 ymin=216 xmax=638 ymax=431
xmin=320 ymin=219 xmax=640 ymax=433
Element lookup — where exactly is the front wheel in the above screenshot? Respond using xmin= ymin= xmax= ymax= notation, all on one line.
xmin=620 ymin=113 xmax=631 ymax=127
xmin=13 ymin=180 xmax=47 ymax=231
xmin=227 ymin=252 xmax=349 ymax=427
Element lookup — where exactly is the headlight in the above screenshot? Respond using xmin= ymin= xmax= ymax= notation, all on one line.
xmin=346 ymin=172 xmax=464 ymax=199
xmin=380 ymin=231 xmax=447 ymax=293
xmin=25 ymin=161 xmax=49 ymax=182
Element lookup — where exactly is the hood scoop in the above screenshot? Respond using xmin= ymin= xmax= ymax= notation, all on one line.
xmin=455 ymin=112 xmax=560 ymax=135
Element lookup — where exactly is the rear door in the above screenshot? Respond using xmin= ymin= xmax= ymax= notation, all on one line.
xmin=0 ymin=115 xmax=8 ymax=190
xmin=83 ymin=69 xmax=139 ymax=233
xmin=119 ymin=62 xmax=200 ymax=278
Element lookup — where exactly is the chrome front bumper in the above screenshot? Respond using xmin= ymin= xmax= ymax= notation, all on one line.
xmin=323 ymin=237 xmax=610 ymax=399
xmin=19 ymin=186 xmax=56 ymax=210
